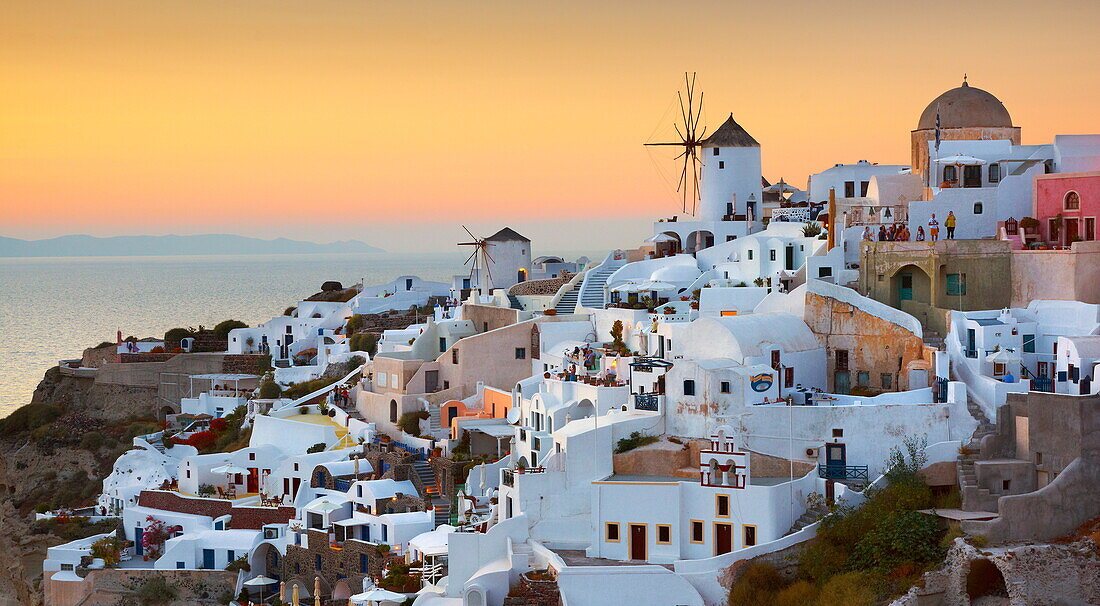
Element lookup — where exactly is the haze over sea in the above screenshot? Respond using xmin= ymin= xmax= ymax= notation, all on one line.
xmin=0 ymin=250 xmax=599 ymax=417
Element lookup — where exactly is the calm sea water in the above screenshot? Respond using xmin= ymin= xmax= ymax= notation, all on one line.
xmin=0 ymin=252 xmax=473 ymax=417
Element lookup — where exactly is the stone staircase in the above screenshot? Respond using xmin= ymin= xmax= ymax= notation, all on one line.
xmin=923 ymin=328 xmax=945 ymax=350
xmin=553 ymin=284 xmax=580 ymax=315
xmin=578 ymin=258 xmax=626 ymax=309
xmin=958 ymin=394 xmax=998 ymax=511
xmin=507 ymin=294 xmax=524 ymax=310
xmin=412 ymin=458 xmax=452 ymax=526
xmin=427 ymin=405 xmax=442 ymax=435
xmin=785 ymin=502 xmax=829 ymax=535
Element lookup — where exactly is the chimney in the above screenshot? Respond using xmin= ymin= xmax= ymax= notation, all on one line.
xmin=827 ymin=188 xmax=837 ymax=250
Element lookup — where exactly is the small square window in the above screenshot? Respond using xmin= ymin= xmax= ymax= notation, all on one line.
xmin=720 ymin=381 xmax=731 ymax=394
xmin=690 ymin=520 xmax=705 ymax=543
xmin=515 ymin=348 xmax=526 ymax=360
xmin=946 ymin=273 xmax=967 ymax=296
xmin=880 ymin=373 xmax=893 ymax=389
xmin=716 ymin=494 xmax=730 ymax=517
xmin=831 ymin=428 xmax=843 ymax=438
xmin=743 ymin=525 xmax=757 ymax=547
xmin=683 ymin=379 xmax=696 ymax=396
xmin=605 ymin=522 xmax=620 ymax=542
xmin=818 ymin=266 xmax=833 ymax=278
xmin=1002 ymin=479 xmax=1011 ymax=491
xmin=657 ymin=524 xmax=672 ymax=544
xmin=857 ymin=371 xmax=870 ymax=386
xmin=712 ymin=148 xmax=719 ymax=156
xmin=718 ymin=161 xmax=725 ymax=169
xmin=1035 ymin=452 xmax=1043 ymax=465
xmin=747 ymin=250 xmax=753 ymax=260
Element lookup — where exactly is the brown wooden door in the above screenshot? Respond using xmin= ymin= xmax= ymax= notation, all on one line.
xmin=629 ymin=524 xmax=647 ymax=560
xmin=247 ymin=468 xmax=259 ymax=493
xmin=715 ymin=523 xmax=733 ymax=555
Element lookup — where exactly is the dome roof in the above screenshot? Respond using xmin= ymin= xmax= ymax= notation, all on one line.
xmin=917 ymin=81 xmax=1013 ymax=130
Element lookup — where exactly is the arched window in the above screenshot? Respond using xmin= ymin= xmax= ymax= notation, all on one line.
xmin=1065 ymin=191 xmax=1081 ymax=210
xmin=389 ymin=400 xmax=398 ymax=423
xmin=973 ymin=202 xmax=983 ymax=215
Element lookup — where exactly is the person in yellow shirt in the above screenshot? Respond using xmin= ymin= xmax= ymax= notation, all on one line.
xmin=945 ymin=211 xmax=957 ymax=239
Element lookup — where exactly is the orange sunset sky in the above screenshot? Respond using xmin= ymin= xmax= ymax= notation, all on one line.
xmin=3 ymin=0 xmax=1099 ymax=252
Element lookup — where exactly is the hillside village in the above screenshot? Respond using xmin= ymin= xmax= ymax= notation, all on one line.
xmin=7 ymin=80 xmax=1100 ymax=606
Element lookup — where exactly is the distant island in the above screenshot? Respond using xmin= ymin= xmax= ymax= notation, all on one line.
xmin=0 ymin=234 xmax=384 ymax=257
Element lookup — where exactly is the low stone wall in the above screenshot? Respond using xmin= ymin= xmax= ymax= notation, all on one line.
xmin=44 ymin=568 xmax=235 ymax=606
xmin=138 ymin=490 xmax=295 ymax=529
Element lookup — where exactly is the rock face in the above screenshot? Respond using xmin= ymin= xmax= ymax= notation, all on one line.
xmin=890 ymin=538 xmax=1100 ymax=606
xmin=32 ymin=366 xmax=157 ymax=424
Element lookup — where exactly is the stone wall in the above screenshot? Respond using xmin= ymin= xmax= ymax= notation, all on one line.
xmin=278 ymin=529 xmax=384 ymax=597
xmin=1010 ymin=240 xmax=1100 ymax=308
xmin=138 ymin=490 xmax=295 ymax=529
xmin=44 ymin=568 xmax=236 ymax=606
xmin=804 ymin=291 xmax=933 ymax=392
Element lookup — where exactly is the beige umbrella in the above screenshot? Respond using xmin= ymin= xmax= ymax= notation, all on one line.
xmin=292 ymin=584 xmax=300 ymax=606
xmin=314 ymin=577 xmax=321 ymax=606
xmin=243 ymin=576 xmax=277 ymax=604
xmin=351 ymin=587 xmax=406 ymax=605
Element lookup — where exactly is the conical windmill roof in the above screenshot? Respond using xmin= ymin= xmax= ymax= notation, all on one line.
xmin=701 ymin=114 xmax=759 ymax=148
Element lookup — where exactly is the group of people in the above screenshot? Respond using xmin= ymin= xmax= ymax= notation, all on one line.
xmin=861 ymin=211 xmax=959 ymax=243
xmin=330 ymin=384 xmax=352 ymax=407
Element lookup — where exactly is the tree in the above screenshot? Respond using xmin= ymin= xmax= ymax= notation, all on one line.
xmin=610 ymin=320 xmax=624 ymax=346
xmin=258 ymin=379 xmax=282 ymax=399
xmin=213 ymin=320 xmax=248 ymax=340
xmin=163 ymin=327 xmax=193 ymax=344
xmin=90 ymin=536 xmax=125 ymax=567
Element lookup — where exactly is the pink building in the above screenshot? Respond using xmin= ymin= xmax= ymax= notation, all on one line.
xmin=1034 ymin=171 xmax=1100 ymax=246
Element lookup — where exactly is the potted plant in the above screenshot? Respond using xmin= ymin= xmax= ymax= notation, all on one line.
xmin=544 ymin=308 xmax=557 ymax=316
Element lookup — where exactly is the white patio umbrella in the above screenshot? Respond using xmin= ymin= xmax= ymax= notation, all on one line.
xmin=763 ymin=178 xmax=800 ymax=194
xmin=210 ymin=463 xmax=249 ymax=475
xmin=610 ymin=282 xmax=645 ymax=292
xmin=645 ymin=233 xmax=678 ymax=243
xmin=350 ymin=587 xmax=406 ymax=604
xmin=934 ymin=153 xmax=986 ymax=166
xmin=637 ymin=280 xmax=677 ymax=291
xmin=244 ymin=576 xmax=277 ymax=604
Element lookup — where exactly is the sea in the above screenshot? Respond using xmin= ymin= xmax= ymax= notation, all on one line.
xmin=0 ymin=251 xmax=604 ymax=417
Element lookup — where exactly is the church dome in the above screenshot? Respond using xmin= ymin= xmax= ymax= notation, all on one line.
xmin=917 ymin=80 xmax=1013 ymax=130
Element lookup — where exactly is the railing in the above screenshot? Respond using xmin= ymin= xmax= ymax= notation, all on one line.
xmin=818 ymin=465 xmax=869 ymax=483
xmin=501 ymin=467 xmax=545 ymax=488
xmin=634 ymin=394 xmax=659 ymax=411
xmin=964 ymin=348 xmax=978 ymax=359
xmin=333 ymin=478 xmax=351 ymax=492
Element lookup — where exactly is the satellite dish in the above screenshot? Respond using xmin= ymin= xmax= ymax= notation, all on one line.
xmin=506 ymin=408 xmax=521 ymax=425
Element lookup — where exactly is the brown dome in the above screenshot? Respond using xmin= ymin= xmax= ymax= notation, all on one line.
xmin=917 ymin=81 xmax=1013 ymax=130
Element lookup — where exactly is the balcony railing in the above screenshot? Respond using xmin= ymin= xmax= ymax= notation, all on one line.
xmin=634 ymin=394 xmax=659 ymax=411
xmin=818 ymin=465 xmax=869 ymax=484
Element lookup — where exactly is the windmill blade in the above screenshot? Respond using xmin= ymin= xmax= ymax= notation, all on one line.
xmin=458 ymin=241 xmax=482 ymax=246
xmin=462 ymin=225 xmax=478 ymax=241
xmin=480 ymin=243 xmax=495 ymax=265
xmin=464 ymin=248 xmax=478 ymax=265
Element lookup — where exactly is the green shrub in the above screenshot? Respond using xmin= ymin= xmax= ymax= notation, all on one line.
xmin=397 ymin=411 xmax=429 ymax=436
xmin=163 ymin=327 xmax=193 ymax=344
xmin=0 ymin=402 xmax=62 ymax=435
xmin=614 ymin=431 xmax=659 ymax=454
xmin=225 ymin=555 xmax=250 ymax=572
xmin=346 ymin=314 xmax=366 ymax=334
xmin=802 ymin=222 xmax=823 ymax=237
xmin=258 ymin=379 xmax=282 ymax=399
xmin=125 ymin=421 xmax=161 ymax=439
xmin=774 ymin=580 xmax=817 ymax=606
xmin=816 ymin=572 xmax=874 ymax=606
xmin=80 ymin=431 xmax=106 ymax=450
xmin=90 ymin=536 xmax=125 ymax=568
xmin=283 ymin=377 xmax=338 ymax=399
xmin=213 ymin=320 xmax=248 ymax=340
xmin=306 ymin=442 xmax=326 ymax=454
xmin=136 ymin=576 xmax=178 ymax=605
xmin=197 ymin=484 xmax=216 ymax=497
xmin=728 ymin=562 xmax=785 ymax=606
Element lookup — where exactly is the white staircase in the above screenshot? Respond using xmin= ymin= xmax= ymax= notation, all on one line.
xmin=578 ymin=257 xmax=626 ymax=309
xmin=553 ymin=284 xmax=581 ymax=315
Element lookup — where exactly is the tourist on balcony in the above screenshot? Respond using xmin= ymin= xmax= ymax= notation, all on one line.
xmin=928 ymin=214 xmax=940 ymax=241
xmin=862 ymin=227 xmax=874 ymax=241
xmin=878 ymin=225 xmax=887 ymax=241
xmin=915 ymin=226 xmax=926 ymax=241
xmin=945 ymin=211 xmax=957 ymax=239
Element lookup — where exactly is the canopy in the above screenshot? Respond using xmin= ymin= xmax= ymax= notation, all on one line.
xmin=934 ymin=154 xmax=986 ymax=166
xmin=243 ymin=576 xmax=277 ymax=587
xmin=351 ymin=587 xmax=406 ymax=604
xmin=610 ymin=282 xmax=645 ymax=293
xmin=763 ymin=178 xmax=800 ymax=193
xmin=211 ymin=463 xmax=248 ymax=475
xmin=637 ymin=280 xmax=677 ymax=291
xmin=645 ymin=233 xmax=679 ymax=243
xmin=987 ymin=349 xmax=1021 ymax=364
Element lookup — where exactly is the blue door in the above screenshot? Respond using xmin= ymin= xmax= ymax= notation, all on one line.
xmin=899 ymin=273 xmax=913 ymax=301
xmin=202 ymin=549 xmax=215 ymax=570
xmin=134 ymin=528 xmax=144 ymax=556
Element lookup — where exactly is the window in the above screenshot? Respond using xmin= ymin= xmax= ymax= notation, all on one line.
xmin=690 ymin=520 xmax=705 ymax=543
xmin=316 ymin=555 xmax=322 ymax=571
xmin=973 ymin=202 xmax=983 ymax=215
xmin=657 ymin=524 xmax=672 ymax=544
xmin=832 ymin=428 xmax=843 ymax=438
xmin=857 ymin=371 xmax=870 ymax=386
xmin=989 ymin=163 xmax=1001 ymax=183
xmin=378 ymin=373 xmax=387 ymax=388
xmin=382 ymin=525 xmax=388 ymax=542
xmin=227 ymin=550 xmax=235 ymax=562
xmin=784 ymin=367 xmax=794 ymax=388
xmin=1065 ymin=191 xmax=1081 ymax=210
xmin=605 ymin=522 xmax=620 ymax=542
xmin=713 ymin=147 xmax=719 ymax=156
xmin=946 ymin=273 xmax=967 ymax=296
xmin=993 ymin=363 xmax=1006 ymax=377
xmin=720 ymin=381 xmax=731 ymax=394
xmin=818 ymin=266 xmax=833 ymax=278
xmin=452 ymin=349 xmax=459 ymax=364
xmin=360 ymin=553 xmax=369 ymax=574
xmin=747 ymin=250 xmax=753 ymax=260
xmin=1023 ymin=334 xmax=1035 ymax=353
xmin=860 ymin=181 xmax=869 ymax=197
xmin=835 ymin=349 xmax=849 ymax=371
xmin=742 ymin=525 xmax=757 ymax=547
xmin=719 ymin=161 xmax=725 ymax=169
xmin=175 ymin=562 xmax=184 ymax=569
xmin=683 ymin=379 xmax=696 ymax=396
xmin=943 ymin=165 xmax=957 ymax=182
xmin=515 ymin=348 xmax=526 ymax=360
xmin=249 ymin=452 xmax=255 ymax=461
xmin=716 ymin=494 xmax=730 ymax=517
xmin=1035 ymin=451 xmax=1043 ymax=465
xmin=1002 ymin=479 xmax=1011 ymax=491
xmin=356 ymin=485 xmax=362 ymax=498
xmin=389 ymin=400 xmax=398 ymax=423
xmin=439 ymin=337 xmax=446 ymax=351
xmin=771 ymin=350 xmax=781 ymax=370
xmin=881 ymin=373 xmax=893 ymax=389
xmin=844 ymin=181 xmax=855 ymax=197
xmin=769 ymin=249 xmax=776 ymax=261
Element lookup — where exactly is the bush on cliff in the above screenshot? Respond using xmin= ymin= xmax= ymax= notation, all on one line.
xmin=213 ymin=319 xmax=248 ymax=340
xmin=163 ymin=327 xmax=193 ymax=344
xmin=0 ymin=402 xmax=62 ymax=435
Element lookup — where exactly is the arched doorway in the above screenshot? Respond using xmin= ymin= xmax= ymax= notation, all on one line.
xmin=573 ymin=399 xmax=596 ymax=419
xmin=159 ymin=406 xmax=176 ymax=422
xmin=966 ymin=558 xmax=1007 ymax=601
xmin=889 ymin=264 xmax=932 ymax=308
xmin=465 ymin=586 xmax=487 ymax=606
xmin=332 ymin=580 xmax=352 ymax=601
xmin=685 ymin=230 xmax=715 ymax=254
xmin=390 ymin=399 xmax=398 ymax=423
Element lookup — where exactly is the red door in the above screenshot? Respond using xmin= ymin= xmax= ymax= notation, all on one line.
xmin=247 ymin=468 xmax=259 ymax=493
xmin=715 ymin=523 xmax=733 ymax=555
xmin=629 ymin=524 xmax=647 ymax=560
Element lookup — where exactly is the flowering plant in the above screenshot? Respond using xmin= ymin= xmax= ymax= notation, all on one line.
xmin=141 ymin=516 xmax=182 ymax=559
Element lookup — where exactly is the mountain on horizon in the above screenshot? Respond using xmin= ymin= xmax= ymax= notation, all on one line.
xmin=0 ymin=234 xmax=384 ymax=258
